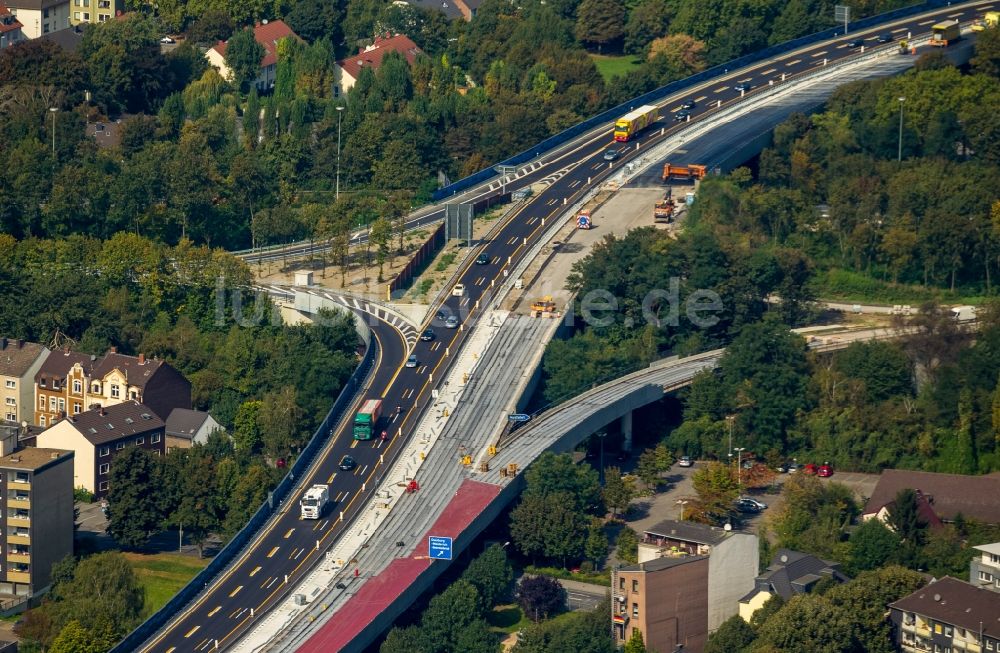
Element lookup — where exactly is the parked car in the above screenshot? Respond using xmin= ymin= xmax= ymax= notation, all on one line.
xmin=674 ymin=109 xmax=691 ymax=122
xmin=476 ymin=252 xmax=490 ymax=265
xmin=818 ymin=463 xmax=833 ymax=478
xmin=445 ymin=315 xmax=460 ymax=329
xmin=678 ymin=455 xmax=694 ymax=467
xmin=603 ymin=148 xmax=621 ymax=161
xmin=452 ymin=284 xmax=466 ymax=297
xmin=802 ymin=463 xmax=819 ymax=475
xmin=405 ymin=354 xmax=418 ymax=368
xmin=338 ymin=455 xmax=356 ymax=471
xmin=420 ymin=328 xmax=435 ymax=341
xmin=786 ymin=460 xmax=800 ymax=473
xmin=159 ymin=36 xmax=175 ymax=44
xmin=738 ymin=496 xmax=768 ymax=510
xmin=681 ymin=98 xmax=696 ymax=109
xmin=735 ymin=499 xmax=762 ymax=514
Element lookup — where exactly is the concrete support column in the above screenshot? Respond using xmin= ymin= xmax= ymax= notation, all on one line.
xmin=621 ymin=410 xmax=633 ymax=452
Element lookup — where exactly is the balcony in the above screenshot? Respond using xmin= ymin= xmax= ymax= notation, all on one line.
xmin=6 ymin=553 xmax=29 ymax=565
xmin=7 ymin=512 xmax=29 ymax=525
xmin=9 ymin=476 xmax=29 ymax=487
xmin=7 ymin=499 xmax=29 ymax=510
xmin=7 ymin=535 xmax=29 ymax=546
xmin=7 ymin=571 xmax=29 ymax=584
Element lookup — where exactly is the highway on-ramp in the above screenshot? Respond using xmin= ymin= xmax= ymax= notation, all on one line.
xmin=140 ymin=4 xmax=987 ymax=650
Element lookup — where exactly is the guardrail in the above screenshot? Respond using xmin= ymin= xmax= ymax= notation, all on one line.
xmin=432 ymin=0 xmax=951 ymax=201
xmin=115 ymin=335 xmax=380 ymax=653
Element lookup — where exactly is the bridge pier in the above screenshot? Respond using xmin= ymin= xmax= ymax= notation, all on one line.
xmin=621 ymin=410 xmax=633 ymax=453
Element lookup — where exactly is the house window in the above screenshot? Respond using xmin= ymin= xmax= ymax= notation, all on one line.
xmin=57 ymin=398 xmax=64 ymax=412
xmin=43 ymin=7 xmax=49 ymax=17
xmin=935 ymin=624 xmax=943 ymax=634
xmin=110 ymin=384 xmax=119 ymax=399
xmin=152 ymin=433 xmax=161 ymax=444
xmin=4 ymin=398 xmax=14 ymax=406
xmin=632 ymin=579 xmax=638 ymax=592
xmin=98 ymin=13 xmax=107 ymax=21
xmin=944 ymin=626 xmax=953 ymax=637
xmin=135 ymin=437 xmax=144 ymax=445
xmin=99 ymin=446 xmax=109 ymax=457
xmin=43 ymin=23 xmax=49 ymax=33
xmin=73 ymin=10 xmax=80 ymax=19
xmin=129 ymin=390 xmax=138 ymax=400
xmin=98 ymin=481 xmax=108 ymax=492
xmin=38 ymin=378 xmax=46 ymax=388
xmin=39 ymin=416 xmax=45 ymax=427
xmin=48 ymin=398 xmax=56 ymax=411
xmin=115 ymin=442 xmax=124 ymax=451
xmin=988 ymin=641 xmax=995 ymax=651
xmin=73 ymin=403 xmax=81 ymax=415
xmin=631 ymin=603 xmax=638 ymax=618
xmin=91 ymin=383 xmax=100 ymax=393
xmin=4 ymin=413 xmax=14 ymax=422
xmin=38 ymin=396 xmax=45 ymax=410
xmin=4 ymin=380 xmax=14 ymax=389
xmin=99 ymin=463 xmax=109 ymax=475
xmin=982 ymin=571 xmax=994 ymax=582
xmin=72 ymin=380 xmax=81 ymax=394
xmin=618 ymin=577 xmax=625 ymax=590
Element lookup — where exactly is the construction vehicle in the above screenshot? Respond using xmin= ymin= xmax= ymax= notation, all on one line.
xmin=898 ymin=38 xmax=910 ymax=54
xmin=654 ymin=193 xmax=676 ymax=223
xmin=530 ymin=296 xmax=556 ymax=313
xmin=614 ymin=105 xmax=658 ymax=142
xmin=353 ymin=398 xmax=382 ymax=440
xmin=299 ymin=484 xmax=330 ymax=519
xmin=972 ymin=11 xmax=999 ymax=31
xmin=576 ymin=209 xmax=593 ymax=229
xmin=662 ymin=163 xmax=707 ymax=182
xmin=930 ymin=20 xmax=961 ymax=46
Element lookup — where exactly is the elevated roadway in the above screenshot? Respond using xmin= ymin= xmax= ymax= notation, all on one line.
xmin=135 ymin=3 xmax=987 ymax=650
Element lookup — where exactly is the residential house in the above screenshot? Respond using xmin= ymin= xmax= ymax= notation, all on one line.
xmin=0 ymin=3 xmax=25 ymax=49
xmin=0 ymin=447 xmax=74 ymax=598
xmin=36 ymin=401 xmax=165 ymax=497
xmin=204 ymin=19 xmax=301 ymax=92
xmin=68 ymin=0 xmax=121 ymax=25
xmin=613 ymin=520 xmax=758 ymax=653
xmin=5 ymin=0 xmax=69 ymax=38
xmin=34 ymin=347 xmax=191 ymax=428
xmin=739 ymin=549 xmax=849 ymax=621
xmin=863 ymin=469 xmax=1000 ymax=526
xmin=0 ymin=338 xmax=49 ymax=430
xmin=971 ymin=542 xmax=1000 ymax=593
xmin=165 ymin=408 xmax=221 ymax=449
xmin=334 ymin=34 xmax=423 ymax=96
xmin=890 ymin=576 xmax=1000 ymax=652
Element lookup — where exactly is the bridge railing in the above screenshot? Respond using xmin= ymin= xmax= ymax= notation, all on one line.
xmin=433 ymin=0 xmax=949 ymax=201
xmin=114 ymin=335 xmax=380 ymax=653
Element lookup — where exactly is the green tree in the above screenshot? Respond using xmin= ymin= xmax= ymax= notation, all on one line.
xmin=232 ymin=399 xmax=264 ymax=453
xmin=287 ymin=0 xmax=343 ymax=43
xmin=690 ymin=461 xmax=739 ymax=524
xmin=972 ymin=24 xmax=1000 ymax=78
xmin=51 ymin=551 xmax=144 ymax=639
xmin=225 ymin=28 xmax=265 ymax=93
xmin=462 ymin=543 xmax=514 ymax=611
xmin=420 ymin=580 xmax=484 ymax=650
xmin=369 ymin=216 xmax=392 ymax=282
xmin=705 ymin=614 xmax=756 ymax=653
xmin=824 ymin=566 xmax=926 ymax=653
xmin=510 ymin=492 xmax=588 ymax=566
xmin=623 ymin=628 xmax=647 ymax=653
xmin=523 ymin=451 xmax=603 ymax=514
xmin=107 ymin=448 xmax=163 ymax=550
xmin=616 ymin=526 xmax=638 ymax=564
xmin=574 ymin=0 xmax=624 ymax=51
xmin=847 ymin=517 xmax=901 ymax=574
xmin=49 ymin=620 xmax=115 ymax=653
xmin=516 ymin=575 xmax=566 ymax=622
xmin=754 ymin=594 xmax=856 ymax=651
xmin=602 ymin=467 xmax=637 ymax=519
xmin=584 ymin=519 xmax=609 ymax=568
xmin=887 ymin=488 xmax=929 ymax=547
xmin=380 ymin=627 xmax=431 ymax=653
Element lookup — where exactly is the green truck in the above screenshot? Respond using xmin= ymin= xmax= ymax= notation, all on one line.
xmin=353 ymin=399 xmax=382 ymax=440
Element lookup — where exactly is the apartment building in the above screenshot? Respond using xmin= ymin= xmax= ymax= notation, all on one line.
xmin=0 ymin=338 xmax=49 ymax=429
xmin=0 ymin=448 xmax=74 ymax=598
xmin=36 ymin=401 xmax=165 ymax=497
xmin=613 ymin=520 xmax=758 ymax=653
xmin=68 ymin=0 xmax=120 ymax=25
xmin=971 ymin=542 xmax=1000 ymax=593
xmin=0 ymin=3 xmax=25 ymax=49
xmin=35 ymin=347 xmax=191 ymax=427
xmin=5 ymin=0 xmax=69 ymax=38
xmin=890 ymin=576 xmax=1000 ymax=652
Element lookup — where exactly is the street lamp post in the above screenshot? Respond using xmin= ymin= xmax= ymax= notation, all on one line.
xmin=897 ymin=97 xmax=905 ymax=163
xmin=734 ymin=447 xmax=746 ymax=490
xmin=49 ymin=107 xmax=59 ymax=155
xmin=335 ymin=106 xmax=345 ymax=201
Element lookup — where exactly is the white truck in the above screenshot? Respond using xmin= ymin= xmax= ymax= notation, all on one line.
xmin=299 ymin=484 xmax=330 ymax=519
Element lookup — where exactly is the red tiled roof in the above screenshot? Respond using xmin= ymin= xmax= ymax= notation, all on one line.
xmin=336 ymin=34 xmax=423 ymax=80
xmin=210 ymin=19 xmax=300 ymax=69
xmin=0 ymin=3 xmax=23 ymax=33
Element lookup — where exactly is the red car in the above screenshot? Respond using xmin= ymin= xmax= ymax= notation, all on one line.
xmin=802 ymin=463 xmax=818 ymax=475
xmin=818 ymin=463 xmax=833 ymax=478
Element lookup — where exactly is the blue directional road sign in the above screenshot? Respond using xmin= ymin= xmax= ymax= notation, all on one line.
xmin=508 ymin=413 xmax=531 ymax=423
xmin=428 ymin=536 xmax=453 ymax=560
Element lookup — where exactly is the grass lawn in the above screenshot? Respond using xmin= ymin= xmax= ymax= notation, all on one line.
xmin=590 ymin=54 xmax=643 ymax=82
xmin=487 ymin=604 xmax=527 ymax=633
xmin=124 ymin=552 xmax=209 ymax=616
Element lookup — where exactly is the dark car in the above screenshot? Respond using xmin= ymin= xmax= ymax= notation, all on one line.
xmin=421 ymin=328 xmax=435 ymax=341
xmin=734 ymin=82 xmax=753 ymax=93
xmin=681 ymin=98 xmax=696 ymax=109
xmin=476 ymin=252 xmax=490 ymax=265
xmin=339 ymin=455 xmax=356 ymax=471
xmin=603 ymin=148 xmax=621 ymax=161
xmin=674 ymin=109 xmax=691 ymax=122
xmin=877 ymin=33 xmax=894 ymax=43
xmin=846 ymin=38 xmax=865 ymax=48
xmin=735 ymin=498 xmax=761 ymax=514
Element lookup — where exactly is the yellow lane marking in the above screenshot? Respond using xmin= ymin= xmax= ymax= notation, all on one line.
xmin=811 ymin=50 xmax=827 ymax=57
xmin=184 ymin=626 xmax=199 ymax=638
xmin=249 ymin=566 xmax=261 ymax=577
xmin=229 ymin=585 xmax=243 ymax=598
xmin=786 ymin=59 xmax=801 ymax=66
xmin=713 ymin=86 xmax=728 ymax=93
xmin=761 ymin=68 xmax=776 ymax=75
xmin=208 ymin=606 xmax=221 ymax=617
xmin=284 ymin=528 xmax=295 ymax=539
xmin=267 ymin=546 xmax=279 ymax=558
